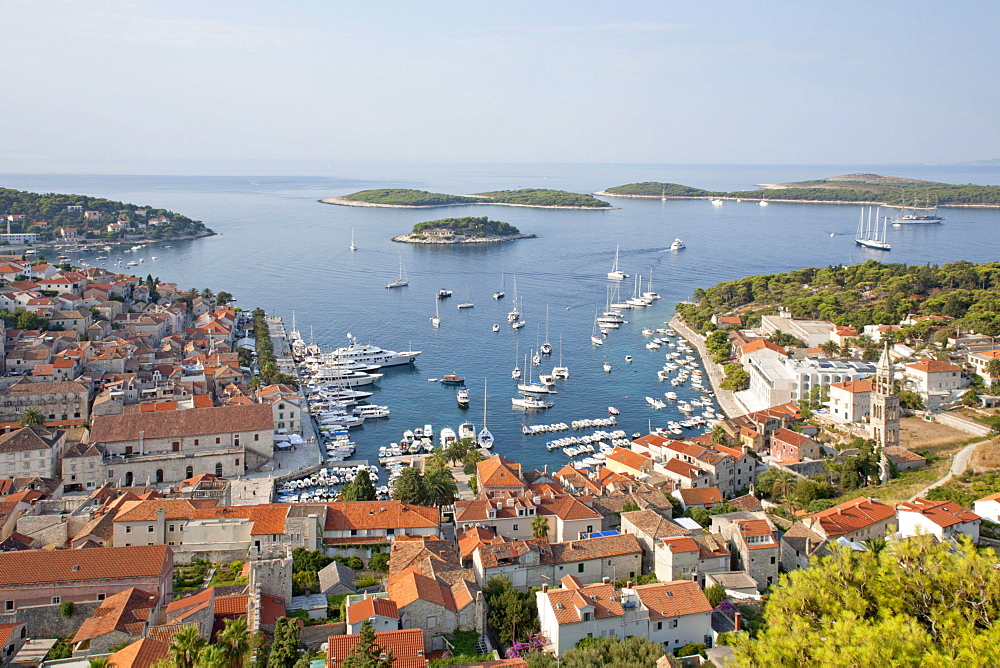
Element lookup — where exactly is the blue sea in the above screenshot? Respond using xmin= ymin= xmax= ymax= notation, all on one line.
xmin=3 ymin=163 xmax=999 ymax=476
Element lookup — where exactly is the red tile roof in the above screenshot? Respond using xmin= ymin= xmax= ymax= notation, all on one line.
xmin=674 ymin=487 xmax=724 ymax=507
xmin=0 ymin=545 xmax=170 ymax=586
xmin=90 ymin=404 xmax=273 ymax=442
xmin=607 ymin=447 xmax=651 ymax=471
xmin=542 ymin=578 xmax=623 ymax=625
xmin=898 ymin=498 xmax=980 ymax=528
xmin=324 ymin=501 xmax=438 ymax=531
xmin=327 ymin=628 xmax=426 ymax=668
xmin=476 ymin=456 xmax=523 ymax=488
xmin=107 ymin=637 xmax=170 ymax=668
xmin=72 ymin=587 xmax=157 ymax=643
xmin=805 ymin=497 xmax=895 ymax=537
xmin=905 ymin=359 xmax=963 ymax=374
xmin=830 ymin=379 xmax=873 ymax=393
xmin=632 ymin=580 xmax=713 ymax=619
xmin=346 ymin=597 xmax=398 ymax=625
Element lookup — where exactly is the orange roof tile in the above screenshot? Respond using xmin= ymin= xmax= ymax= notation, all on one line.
xmin=805 ymin=497 xmax=895 ymax=537
xmin=107 ymin=637 xmax=170 ymax=668
xmin=830 ymin=379 xmax=873 ymax=393
xmin=327 ymin=628 xmax=426 ymax=668
xmin=607 ymin=447 xmax=651 ymax=471
xmin=674 ymin=486 xmax=724 ymax=507
xmin=632 ymin=580 xmax=713 ymax=619
xmin=542 ymin=581 xmax=623 ymax=625
xmin=72 ymin=587 xmax=157 ymax=643
xmin=346 ymin=597 xmax=398 ymax=625
xmin=0 ymin=545 xmax=170 ymax=586
xmin=897 ymin=497 xmax=980 ymax=528
xmin=906 ymin=359 xmax=962 ymax=373
xmin=476 ymin=456 xmax=523 ymax=488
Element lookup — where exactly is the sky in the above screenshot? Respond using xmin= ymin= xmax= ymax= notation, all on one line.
xmin=2 ymin=0 xmax=998 ymax=173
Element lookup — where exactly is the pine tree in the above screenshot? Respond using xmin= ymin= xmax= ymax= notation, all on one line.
xmin=341 ymin=619 xmax=394 ymax=668
xmin=267 ymin=618 xmax=300 ymax=668
xmin=342 ymin=470 xmax=376 ymax=502
xmin=391 ymin=468 xmax=427 ymax=505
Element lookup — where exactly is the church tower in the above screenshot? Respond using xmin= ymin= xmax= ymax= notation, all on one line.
xmin=870 ymin=342 xmax=900 ymax=449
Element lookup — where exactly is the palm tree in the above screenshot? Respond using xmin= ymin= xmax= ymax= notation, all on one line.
xmin=985 ymin=358 xmax=1000 ymax=385
xmin=169 ymin=625 xmax=206 ymax=668
xmin=769 ymin=469 xmax=797 ymax=503
xmin=217 ymin=617 xmax=250 ymax=668
xmin=531 ymin=515 xmax=549 ymax=539
xmin=89 ymin=658 xmax=110 ymax=668
xmin=445 ymin=439 xmax=470 ymax=466
xmin=711 ymin=424 xmax=729 ymax=445
xmin=18 ymin=408 xmax=45 ymax=427
xmin=424 ymin=467 xmax=458 ymax=506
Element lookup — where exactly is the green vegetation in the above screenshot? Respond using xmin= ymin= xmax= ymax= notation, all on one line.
xmin=604 ymin=181 xmax=726 ymax=197
xmin=45 ymin=639 xmax=73 ymax=661
xmin=390 ymin=460 xmax=458 ymax=507
xmin=252 ymin=308 xmax=298 ymax=388
xmin=603 ymin=173 xmax=1000 ymax=206
xmin=410 ymin=216 xmax=522 ymax=237
xmin=474 ymin=188 xmax=611 ymax=208
xmin=341 ymin=470 xmax=377 ymax=501
xmin=677 ymin=260 xmax=1000 ymax=336
xmin=59 ymin=601 xmax=75 ymax=618
xmin=0 ymin=186 xmax=211 ymax=241
xmin=925 ymin=467 xmax=1000 ymax=509
xmin=342 ymin=188 xmax=483 ymax=206
xmin=341 ymin=619 xmax=394 ymax=668
xmin=525 ymin=636 xmax=665 ymax=667
xmin=484 ymin=575 xmax=540 ymax=647
xmin=209 ymin=560 xmax=246 ymax=587
xmin=732 ymin=537 xmax=1000 ymax=665
xmin=267 ymin=618 xmax=301 ymax=668
xmin=173 ymin=560 xmax=211 ymax=591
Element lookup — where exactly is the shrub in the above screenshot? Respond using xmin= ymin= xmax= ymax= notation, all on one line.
xmin=59 ymin=601 xmax=75 ymax=618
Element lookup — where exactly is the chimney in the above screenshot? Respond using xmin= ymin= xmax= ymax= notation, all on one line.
xmin=734 ymin=611 xmax=742 ymax=632
xmin=542 ymin=584 xmax=548 ymax=592
xmin=602 ymin=577 xmax=610 ymax=584
xmin=626 ymin=580 xmax=632 ymax=589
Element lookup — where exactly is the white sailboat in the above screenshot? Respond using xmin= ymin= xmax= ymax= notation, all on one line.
xmin=511 ymin=297 xmax=525 ymax=329
xmin=430 ymin=297 xmax=440 ymax=328
xmin=386 ymin=254 xmax=408 ymax=288
xmin=552 ymin=335 xmax=569 ymax=379
xmin=540 ymin=305 xmax=552 ymax=354
xmin=477 ymin=379 xmax=494 ymax=449
xmin=607 ymin=245 xmax=628 ymax=281
xmin=591 ymin=310 xmax=604 ymax=346
xmin=512 ymin=342 xmax=521 ymax=379
xmin=493 ymin=271 xmax=505 ymax=300
xmin=855 ymin=206 xmax=891 ymax=251
xmin=507 ymin=274 xmax=520 ymax=322
xmin=457 ymin=286 xmax=474 ymax=309
xmin=642 ymin=269 xmax=660 ymax=301
xmin=349 ymin=228 xmax=357 ymax=251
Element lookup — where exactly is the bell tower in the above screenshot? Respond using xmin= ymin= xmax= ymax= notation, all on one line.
xmin=870 ymin=342 xmax=899 ymax=449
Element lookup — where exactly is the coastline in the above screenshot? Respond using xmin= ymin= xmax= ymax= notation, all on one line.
xmin=593 ymin=190 xmax=1000 ymax=209
xmin=320 ymin=196 xmax=616 ymax=211
xmin=668 ymin=314 xmax=747 ymax=419
xmin=392 ymin=232 xmax=538 ymax=244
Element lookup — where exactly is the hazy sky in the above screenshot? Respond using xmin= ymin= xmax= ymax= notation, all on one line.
xmin=2 ymin=1 xmax=997 ymax=172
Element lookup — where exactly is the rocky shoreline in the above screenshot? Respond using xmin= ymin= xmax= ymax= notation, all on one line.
xmin=392 ymin=232 xmax=537 ymax=244
xmin=320 ymin=196 xmax=614 ymax=210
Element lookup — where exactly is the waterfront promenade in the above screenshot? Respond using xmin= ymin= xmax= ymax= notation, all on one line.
xmin=669 ymin=314 xmax=747 ymax=419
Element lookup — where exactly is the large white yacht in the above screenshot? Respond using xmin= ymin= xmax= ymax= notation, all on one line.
xmin=327 ymin=334 xmax=422 ymax=367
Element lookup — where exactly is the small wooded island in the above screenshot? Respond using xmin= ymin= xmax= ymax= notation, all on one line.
xmin=322 ymin=187 xmax=613 ymax=209
xmin=598 ymin=173 xmax=1000 ymax=207
xmin=392 ymin=216 xmax=536 ymax=244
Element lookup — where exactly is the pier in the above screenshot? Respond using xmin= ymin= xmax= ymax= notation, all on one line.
xmin=668 ymin=314 xmax=748 ymax=419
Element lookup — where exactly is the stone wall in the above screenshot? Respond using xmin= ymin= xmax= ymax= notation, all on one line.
xmin=16 ymin=514 xmax=70 ymax=547
xmin=174 ymin=548 xmax=250 ymax=566
xmin=301 ymin=622 xmax=345 ymax=649
xmin=0 ymin=601 xmax=101 ymax=638
xmin=249 ymin=557 xmax=292 ymax=602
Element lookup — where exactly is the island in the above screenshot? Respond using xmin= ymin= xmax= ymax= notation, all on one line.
xmin=599 ymin=174 xmax=1000 ymax=207
xmin=321 ymin=187 xmax=613 ymax=209
xmin=392 ymin=216 xmax=536 ymax=244
xmin=0 ymin=187 xmax=214 ymax=246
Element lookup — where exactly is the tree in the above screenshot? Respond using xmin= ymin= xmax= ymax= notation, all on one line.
xmin=733 ymin=537 xmax=1000 ymax=665
xmin=711 ymin=424 xmax=730 ymax=445
xmin=368 ymin=551 xmax=390 ymax=572
xmin=341 ymin=619 xmax=394 ymax=668
xmin=391 ymin=467 xmax=427 ymax=505
xmin=819 ymin=340 xmax=841 ymax=358
xmin=218 ymin=617 xmax=251 ymax=668
xmin=484 ymin=576 xmax=539 ymax=647
xmin=559 ymin=636 xmax=664 ymax=667
xmin=985 ymin=357 xmax=1000 ymax=381
xmin=267 ymin=618 xmax=300 ymax=668
xmin=169 ymin=625 xmax=206 ymax=668
xmin=19 ymin=408 xmax=45 ymax=427
xmin=342 ymin=470 xmax=376 ymax=502
xmin=705 ymin=582 xmax=727 ymax=607
xmin=423 ymin=465 xmax=458 ymax=506
xmin=88 ymin=658 xmax=110 ymax=668
xmin=531 ymin=515 xmax=549 ymax=539
xmin=194 ymin=644 xmax=229 ymax=668
xmin=216 ymin=291 xmax=234 ymax=305
xmin=688 ymin=507 xmax=712 ymax=527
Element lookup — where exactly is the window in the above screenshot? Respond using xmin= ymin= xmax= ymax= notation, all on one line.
xmin=186 ymin=466 xmax=193 ymax=478
xmin=96 ymin=594 xmax=106 ymax=601
xmin=586 ymin=525 xmax=593 ymax=533
xmin=147 ymin=525 xmax=154 ymax=533
xmin=577 ymin=563 xmax=584 ymax=573
xmin=656 ymin=621 xmax=663 ymax=630
xmin=670 ymin=619 xmax=678 ymax=628
xmin=583 ymin=612 xmax=592 ymax=622
xmin=235 ymin=459 xmax=240 ymax=467
xmin=51 ymin=597 xmax=60 ymax=605
xmin=426 ymin=616 xmax=436 ymax=628
xmin=172 ymin=442 xmax=180 ymax=452
xmin=156 ymin=469 xmax=164 ymax=484
xmin=4 ymin=601 xmax=12 ymax=612
xmin=169 ymin=525 xmax=175 ymax=532
xmin=194 ymin=439 xmax=200 ymax=446
xmin=215 ymin=463 xmax=223 ymax=477
xmin=350 ymin=530 xmax=358 ymax=537
xmin=770 ymin=556 xmax=776 ymax=565
xmin=125 ymin=526 xmax=132 ymax=534
xmin=216 ymin=437 xmax=221 ymax=444
xmin=513 ymin=524 xmax=519 ymax=531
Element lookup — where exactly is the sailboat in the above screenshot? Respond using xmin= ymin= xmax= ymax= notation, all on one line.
xmin=386 ymin=254 xmax=408 ymax=288
xmin=892 ymin=193 xmax=944 ymax=224
xmin=591 ymin=310 xmax=604 ymax=346
xmin=457 ymin=286 xmax=474 ymax=309
xmin=512 ymin=297 xmax=525 ymax=329
xmin=477 ymin=379 xmax=494 ymax=449
xmin=507 ymin=274 xmax=521 ymax=322
xmin=540 ymin=305 xmax=552 ymax=354
xmin=607 ymin=245 xmax=628 ymax=281
xmin=552 ymin=335 xmax=569 ymax=379
xmin=430 ymin=297 xmax=440 ymax=328
xmin=855 ymin=206 xmax=891 ymax=251
xmin=349 ymin=228 xmax=357 ymax=251
xmin=493 ymin=271 xmax=505 ymax=299
xmin=642 ymin=268 xmax=660 ymax=300
xmin=512 ymin=342 xmax=522 ymax=379
xmin=661 ymin=185 xmax=667 ymax=201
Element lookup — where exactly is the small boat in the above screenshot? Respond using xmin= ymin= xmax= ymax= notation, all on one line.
xmin=512 ymin=342 xmax=521 ymax=380
xmin=591 ymin=310 xmax=603 ymax=346
xmin=625 ymin=355 xmax=633 ymax=363
xmin=458 ymin=422 xmax=475 ymax=440
xmin=439 ymin=374 xmax=465 ymax=385
xmin=386 ymin=253 xmax=408 ymax=288
xmin=349 ymin=228 xmax=357 ymax=251
xmin=493 ymin=271 xmax=505 ymax=300
xmin=512 ymin=395 xmax=553 ymax=410
xmin=759 ymin=200 xmax=769 ymax=207
xmin=492 ymin=324 xmax=500 ymax=333
xmin=669 ymin=238 xmax=685 ymax=251
xmin=457 ymin=286 xmax=474 ymax=309
xmin=507 ymin=275 xmax=521 ymax=321
xmin=608 ymin=406 xmax=620 ymax=415
xmin=478 ymin=379 xmax=494 ymax=449
xmin=518 ymin=382 xmax=555 ymax=394
xmin=430 ymin=298 xmax=441 ymax=328
xmin=711 ymin=199 xmax=724 ymax=206
xmin=646 ymin=396 xmax=666 ymax=409
xmin=457 ymin=388 xmax=470 ymax=408
xmin=440 ymin=427 xmax=457 ymax=448
xmin=603 ymin=362 xmax=612 ymax=373
xmin=438 ymin=289 xmax=452 ymax=299
xmin=512 ymin=320 xmax=525 ymax=330
xmin=607 ymin=245 xmax=628 ymax=281
xmin=552 ymin=336 xmax=569 ymax=379
xmin=540 ymin=305 xmax=552 ymax=355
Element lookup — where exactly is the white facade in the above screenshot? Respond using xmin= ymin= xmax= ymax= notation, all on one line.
xmin=902 ymin=362 xmax=967 ymax=408
xmin=827 ymin=382 xmax=871 ymax=423
xmin=744 ymin=355 xmax=876 ymax=410
xmin=897 ymin=506 xmax=980 ymax=543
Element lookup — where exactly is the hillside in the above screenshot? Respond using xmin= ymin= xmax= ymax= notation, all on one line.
xmin=327 ymin=187 xmax=612 ymax=209
xmin=676 ymin=260 xmax=1000 ymax=336
xmin=473 ymin=188 xmax=612 ymax=208
xmin=341 ymin=189 xmax=483 ymax=206
xmin=0 ymin=187 xmax=212 ymax=241
xmin=601 ymin=174 xmax=1000 ymax=206
xmin=410 ymin=216 xmax=521 ymax=237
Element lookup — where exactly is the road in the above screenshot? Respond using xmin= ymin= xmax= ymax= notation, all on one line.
xmin=910 ymin=437 xmax=987 ymax=501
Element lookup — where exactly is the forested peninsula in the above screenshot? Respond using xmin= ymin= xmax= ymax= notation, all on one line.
xmin=599 ymin=173 xmax=1000 ymax=207
xmin=321 ymin=187 xmax=613 ymax=209
xmin=392 ymin=216 xmax=535 ymax=244
xmin=0 ymin=187 xmax=213 ymax=242
xmin=677 ymin=260 xmax=1000 ymax=336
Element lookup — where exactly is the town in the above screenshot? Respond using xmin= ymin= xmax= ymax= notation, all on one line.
xmin=0 ymin=247 xmax=993 ymax=667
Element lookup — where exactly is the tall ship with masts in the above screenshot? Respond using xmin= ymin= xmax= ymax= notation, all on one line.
xmin=855 ymin=206 xmax=891 ymax=251
xmin=891 ymin=194 xmax=944 ymax=225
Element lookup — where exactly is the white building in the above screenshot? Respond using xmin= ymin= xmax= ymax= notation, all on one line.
xmin=896 ymin=498 xmax=980 ymax=543
xmin=901 ymin=359 xmax=967 ymax=408
xmin=973 ymin=493 xmax=1000 ymax=523
xmin=743 ymin=356 xmax=876 ymax=411
xmin=827 ymin=379 xmax=872 ymax=423
xmin=759 ymin=315 xmax=836 ymax=348
xmin=535 ymin=575 xmax=712 ymax=656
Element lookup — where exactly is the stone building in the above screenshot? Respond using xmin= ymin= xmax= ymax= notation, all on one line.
xmin=870 ymin=344 xmax=900 ymax=450
xmin=0 ymin=379 xmax=91 ymax=422
xmin=0 ymin=426 xmax=66 ymax=479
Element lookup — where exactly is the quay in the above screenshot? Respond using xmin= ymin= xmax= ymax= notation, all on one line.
xmin=669 ymin=314 xmax=747 ymax=419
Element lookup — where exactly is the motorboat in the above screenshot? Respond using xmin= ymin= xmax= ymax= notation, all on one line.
xmin=326 ymin=335 xmax=422 ymax=367
xmin=603 ymin=362 xmax=612 ymax=373
xmin=512 ymin=395 xmax=553 ymax=410
xmin=646 ymin=396 xmax=666 ymax=409
xmin=669 ymin=238 xmax=686 ymax=251
xmin=438 ymin=289 xmax=452 ymax=299
xmin=457 ymin=388 xmax=470 ymax=408
xmin=625 ymin=355 xmax=633 ymax=363
xmin=492 ymin=324 xmax=500 ymax=333
xmin=608 ymin=406 xmax=620 ymax=415
xmin=518 ymin=382 xmax=555 ymax=394
xmin=439 ymin=374 xmax=465 ymax=385
xmin=439 ymin=427 xmax=457 ymax=448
